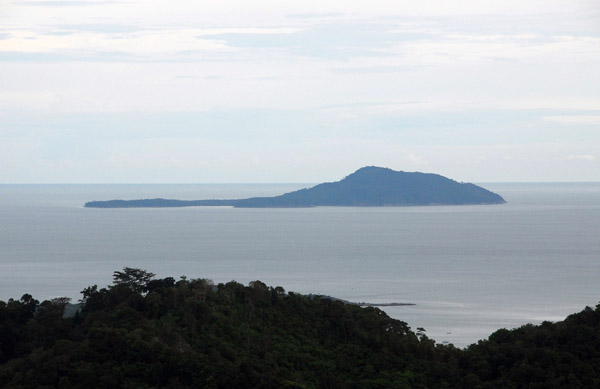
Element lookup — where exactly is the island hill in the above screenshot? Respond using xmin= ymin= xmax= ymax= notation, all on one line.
xmin=84 ymin=166 xmax=505 ymax=208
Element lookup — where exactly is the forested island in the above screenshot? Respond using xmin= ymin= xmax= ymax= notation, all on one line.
xmin=84 ymin=166 xmax=505 ymax=208
xmin=1 ymin=268 xmax=599 ymax=388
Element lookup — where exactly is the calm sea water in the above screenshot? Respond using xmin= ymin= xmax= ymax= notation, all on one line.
xmin=1 ymin=182 xmax=599 ymax=347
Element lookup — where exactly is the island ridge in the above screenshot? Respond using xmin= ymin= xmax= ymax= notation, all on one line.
xmin=85 ymin=166 xmax=505 ymax=208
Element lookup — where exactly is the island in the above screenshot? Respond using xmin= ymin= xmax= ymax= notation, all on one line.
xmin=84 ymin=166 xmax=505 ymax=208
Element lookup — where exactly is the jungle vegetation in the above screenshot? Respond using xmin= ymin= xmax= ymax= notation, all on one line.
xmin=1 ymin=267 xmax=599 ymax=388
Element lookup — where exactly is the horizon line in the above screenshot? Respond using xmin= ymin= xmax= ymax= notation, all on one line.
xmin=2 ymin=181 xmax=600 ymax=185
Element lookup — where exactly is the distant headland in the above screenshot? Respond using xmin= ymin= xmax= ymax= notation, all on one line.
xmin=84 ymin=166 xmax=506 ymax=208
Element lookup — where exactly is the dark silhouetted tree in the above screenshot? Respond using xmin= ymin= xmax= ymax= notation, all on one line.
xmin=111 ymin=267 xmax=155 ymax=294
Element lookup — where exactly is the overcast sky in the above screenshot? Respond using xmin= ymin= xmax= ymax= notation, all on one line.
xmin=1 ymin=0 xmax=599 ymax=183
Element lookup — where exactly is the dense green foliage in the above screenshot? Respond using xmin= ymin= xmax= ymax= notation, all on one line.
xmin=85 ymin=166 xmax=505 ymax=208
xmin=460 ymin=307 xmax=600 ymax=388
xmin=1 ymin=269 xmax=599 ymax=388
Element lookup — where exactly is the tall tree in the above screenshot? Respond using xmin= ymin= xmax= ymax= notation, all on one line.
xmin=111 ymin=267 xmax=155 ymax=294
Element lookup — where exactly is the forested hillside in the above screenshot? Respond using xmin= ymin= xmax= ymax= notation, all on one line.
xmin=1 ymin=268 xmax=599 ymax=388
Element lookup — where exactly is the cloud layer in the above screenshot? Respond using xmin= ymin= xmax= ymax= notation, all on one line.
xmin=1 ymin=0 xmax=599 ymax=182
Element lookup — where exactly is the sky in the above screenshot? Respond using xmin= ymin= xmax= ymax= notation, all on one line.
xmin=1 ymin=0 xmax=599 ymax=183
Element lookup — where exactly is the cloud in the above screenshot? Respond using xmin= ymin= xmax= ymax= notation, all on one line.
xmin=404 ymin=153 xmax=428 ymax=166
xmin=543 ymin=115 xmax=600 ymax=125
xmin=495 ymin=99 xmax=600 ymax=112
xmin=196 ymin=27 xmax=302 ymax=36
xmin=568 ymin=154 xmax=596 ymax=161
xmin=2 ymin=3 xmax=599 ymax=66
xmin=19 ymin=1 xmax=122 ymax=7
xmin=2 ymin=0 xmax=600 ymax=182
xmin=53 ymin=24 xmax=144 ymax=34
xmin=329 ymin=65 xmax=424 ymax=74
xmin=380 ymin=34 xmax=600 ymax=66
xmin=0 ymin=29 xmax=229 ymax=56
xmin=206 ymin=23 xmax=397 ymax=60
xmin=285 ymin=12 xmax=344 ymax=20
xmin=0 ymin=50 xmax=137 ymax=62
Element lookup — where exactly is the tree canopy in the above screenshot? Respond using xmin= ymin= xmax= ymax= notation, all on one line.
xmin=1 ymin=268 xmax=599 ymax=388
xmin=111 ymin=267 xmax=156 ymax=293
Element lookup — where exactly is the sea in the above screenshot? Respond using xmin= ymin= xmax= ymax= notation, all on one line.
xmin=1 ymin=182 xmax=599 ymax=348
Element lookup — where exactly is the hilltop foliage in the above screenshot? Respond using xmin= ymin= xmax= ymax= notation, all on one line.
xmin=1 ymin=268 xmax=599 ymax=388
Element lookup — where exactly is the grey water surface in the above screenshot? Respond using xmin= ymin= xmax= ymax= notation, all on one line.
xmin=1 ymin=182 xmax=599 ymax=347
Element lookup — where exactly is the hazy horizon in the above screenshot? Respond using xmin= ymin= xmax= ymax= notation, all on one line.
xmin=3 ymin=180 xmax=600 ymax=185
